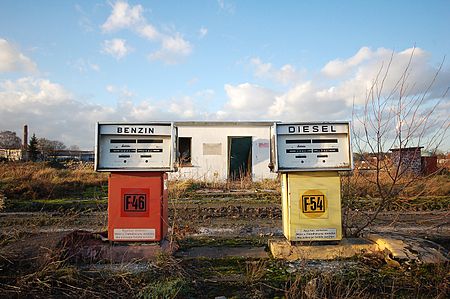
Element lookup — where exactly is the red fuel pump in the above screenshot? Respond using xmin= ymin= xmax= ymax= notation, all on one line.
xmin=95 ymin=122 xmax=177 ymax=242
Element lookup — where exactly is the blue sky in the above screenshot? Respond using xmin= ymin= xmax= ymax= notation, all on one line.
xmin=0 ymin=0 xmax=449 ymax=150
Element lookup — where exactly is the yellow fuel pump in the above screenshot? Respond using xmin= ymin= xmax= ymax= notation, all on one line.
xmin=271 ymin=122 xmax=352 ymax=242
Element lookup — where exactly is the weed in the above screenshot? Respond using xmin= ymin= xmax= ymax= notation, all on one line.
xmin=245 ymin=259 xmax=267 ymax=285
xmin=137 ymin=277 xmax=189 ymax=299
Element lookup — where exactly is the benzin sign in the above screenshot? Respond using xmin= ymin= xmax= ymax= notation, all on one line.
xmin=117 ymin=127 xmax=155 ymax=134
xmin=95 ymin=122 xmax=177 ymax=171
xmin=99 ymin=124 xmax=172 ymax=136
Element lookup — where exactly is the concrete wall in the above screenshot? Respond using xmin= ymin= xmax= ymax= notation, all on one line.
xmin=170 ymin=123 xmax=276 ymax=181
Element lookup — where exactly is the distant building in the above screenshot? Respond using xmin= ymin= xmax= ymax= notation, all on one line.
xmin=0 ymin=149 xmax=22 ymax=161
xmin=172 ymin=121 xmax=276 ymax=181
xmin=421 ymin=155 xmax=439 ymax=175
xmin=48 ymin=150 xmax=94 ymax=162
xmin=390 ymin=147 xmax=423 ymax=175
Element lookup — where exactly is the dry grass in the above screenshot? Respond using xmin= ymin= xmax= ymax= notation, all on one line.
xmin=342 ymin=168 xmax=450 ymax=199
xmin=0 ymin=161 xmax=447 ymax=206
xmin=0 ymin=161 xmax=107 ymax=200
xmin=283 ymin=261 xmax=449 ymax=299
xmin=168 ymin=176 xmax=280 ymax=200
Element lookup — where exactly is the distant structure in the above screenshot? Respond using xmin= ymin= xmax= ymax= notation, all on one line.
xmin=421 ymin=155 xmax=439 ymax=175
xmin=172 ymin=121 xmax=277 ymax=181
xmin=0 ymin=149 xmax=22 ymax=161
xmin=22 ymin=124 xmax=28 ymax=161
xmin=0 ymin=125 xmax=25 ymax=161
xmin=390 ymin=147 xmax=423 ymax=175
xmin=0 ymin=125 xmax=94 ymax=162
xmin=48 ymin=150 xmax=94 ymax=162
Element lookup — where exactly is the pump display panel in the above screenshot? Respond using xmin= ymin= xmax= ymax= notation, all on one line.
xmin=95 ymin=122 xmax=177 ymax=171
xmin=272 ymin=122 xmax=352 ymax=172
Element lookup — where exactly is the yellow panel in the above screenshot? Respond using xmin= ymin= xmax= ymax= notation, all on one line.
xmin=285 ymin=171 xmax=342 ymax=241
xmin=281 ymin=173 xmax=290 ymax=239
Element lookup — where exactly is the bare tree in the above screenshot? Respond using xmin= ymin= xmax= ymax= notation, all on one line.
xmin=344 ymin=48 xmax=449 ymax=237
xmin=0 ymin=131 xmax=22 ymax=149
xmin=0 ymin=131 xmax=22 ymax=161
xmin=37 ymin=138 xmax=66 ymax=160
xmin=68 ymin=145 xmax=80 ymax=151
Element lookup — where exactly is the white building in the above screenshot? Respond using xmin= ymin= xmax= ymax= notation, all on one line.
xmin=172 ymin=121 xmax=276 ymax=181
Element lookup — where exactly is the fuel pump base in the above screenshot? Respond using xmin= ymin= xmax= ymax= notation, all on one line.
xmin=268 ymin=238 xmax=378 ymax=260
xmin=108 ymin=172 xmax=168 ymax=242
xmin=57 ymin=230 xmax=178 ymax=263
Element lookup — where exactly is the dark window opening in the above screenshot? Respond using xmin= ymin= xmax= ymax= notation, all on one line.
xmin=178 ymin=137 xmax=192 ymax=166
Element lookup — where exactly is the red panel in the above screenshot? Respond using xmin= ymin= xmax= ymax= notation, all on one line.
xmin=108 ymin=172 xmax=168 ymax=242
xmin=162 ymin=173 xmax=169 ymax=238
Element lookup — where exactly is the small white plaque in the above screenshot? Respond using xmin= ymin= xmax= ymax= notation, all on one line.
xmin=296 ymin=228 xmax=337 ymax=240
xmin=114 ymin=228 xmax=156 ymax=240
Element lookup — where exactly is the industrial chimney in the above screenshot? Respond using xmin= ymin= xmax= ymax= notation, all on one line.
xmin=23 ymin=125 xmax=28 ymax=151
xmin=22 ymin=125 xmax=28 ymax=161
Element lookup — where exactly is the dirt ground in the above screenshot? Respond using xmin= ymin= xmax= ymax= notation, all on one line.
xmin=0 ymin=193 xmax=449 ymax=298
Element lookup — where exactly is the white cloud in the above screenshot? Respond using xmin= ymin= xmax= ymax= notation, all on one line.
xmin=137 ymin=24 xmax=160 ymax=40
xmin=0 ymin=77 xmax=204 ymax=149
xmin=101 ymin=1 xmax=192 ymax=64
xmin=0 ymin=77 xmax=115 ymax=149
xmin=195 ymin=89 xmax=215 ymax=99
xmin=168 ymin=97 xmax=196 ymax=118
xmin=187 ymin=77 xmax=199 ymax=86
xmin=250 ymin=57 xmax=303 ymax=85
xmin=220 ymin=83 xmax=277 ymax=119
xmin=217 ymin=0 xmax=235 ymax=14
xmin=149 ymin=34 xmax=192 ymax=64
xmin=105 ymin=84 xmax=135 ymax=99
xmin=222 ymin=47 xmax=450 ymax=126
xmin=199 ymin=27 xmax=208 ymax=39
xmin=321 ymin=47 xmax=374 ymax=78
xmin=323 ymin=47 xmax=449 ymax=105
xmin=1 ymin=46 xmax=448 ymax=150
xmin=0 ymin=38 xmax=38 ymax=73
xmin=102 ymin=39 xmax=132 ymax=59
xmin=75 ymin=4 xmax=94 ymax=32
xmin=101 ymin=1 xmax=144 ymax=32
xmin=70 ymin=58 xmax=100 ymax=73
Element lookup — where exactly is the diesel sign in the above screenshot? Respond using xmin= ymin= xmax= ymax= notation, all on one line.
xmin=288 ymin=125 xmax=337 ymax=134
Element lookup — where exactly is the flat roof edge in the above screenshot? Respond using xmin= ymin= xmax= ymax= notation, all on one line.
xmin=175 ymin=121 xmax=277 ymax=126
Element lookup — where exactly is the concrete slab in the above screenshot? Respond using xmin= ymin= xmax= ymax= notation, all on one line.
xmin=269 ymin=238 xmax=378 ymax=261
xmin=57 ymin=230 xmax=178 ymax=263
xmin=270 ymin=234 xmax=449 ymax=263
xmin=366 ymin=233 xmax=448 ymax=263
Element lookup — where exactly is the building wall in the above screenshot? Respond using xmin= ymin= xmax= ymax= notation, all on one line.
xmin=0 ymin=149 xmax=22 ymax=161
xmin=170 ymin=124 xmax=276 ymax=181
xmin=421 ymin=156 xmax=438 ymax=175
xmin=391 ymin=148 xmax=422 ymax=175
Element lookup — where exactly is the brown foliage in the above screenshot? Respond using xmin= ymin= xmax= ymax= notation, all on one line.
xmin=0 ymin=162 xmax=107 ymax=200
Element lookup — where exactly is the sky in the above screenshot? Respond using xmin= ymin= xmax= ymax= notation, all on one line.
xmin=0 ymin=0 xmax=449 ymax=150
